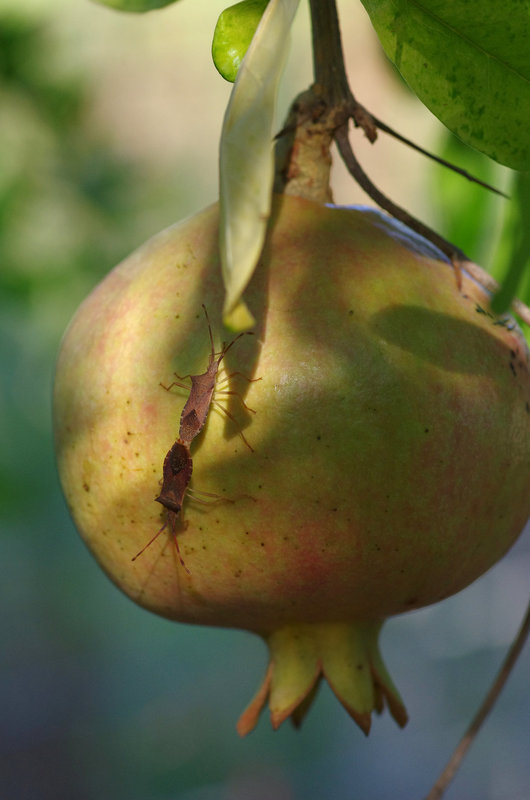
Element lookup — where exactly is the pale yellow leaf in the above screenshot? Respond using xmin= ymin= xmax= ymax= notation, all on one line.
xmin=219 ymin=0 xmax=300 ymax=328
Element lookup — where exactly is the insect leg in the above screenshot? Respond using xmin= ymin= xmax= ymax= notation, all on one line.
xmin=217 ymin=371 xmax=262 ymax=385
xmin=214 ymin=389 xmax=257 ymax=414
xmin=131 ymin=520 xmax=168 ymax=561
xmin=160 ymin=375 xmax=193 ymax=392
xmin=211 ymin=400 xmax=254 ymax=452
xmin=216 ymin=372 xmax=262 ymax=411
xmin=167 ymin=513 xmax=190 ymax=574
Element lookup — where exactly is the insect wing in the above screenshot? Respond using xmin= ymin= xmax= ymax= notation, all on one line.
xmin=156 ymin=441 xmax=193 ymax=512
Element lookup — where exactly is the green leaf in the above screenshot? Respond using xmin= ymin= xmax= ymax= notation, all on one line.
xmin=491 ymin=171 xmax=530 ymax=314
xmin=219 ymin=0 xmax=300 ymax=328
xmin=360 ymin=0 xmax=530 ymax=170
xmin=427 ymin=131 xmax=506 ymax=267
xmin=91 ymin=0 xmax=178 ymax=12
xmin=212 ymin=0 xmax=270 ymax=83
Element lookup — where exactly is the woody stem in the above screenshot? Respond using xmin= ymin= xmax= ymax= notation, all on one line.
xmin=309 ymin=0 xmax=351 ymax=106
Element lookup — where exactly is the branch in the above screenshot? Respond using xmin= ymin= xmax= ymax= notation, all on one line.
xmin=424 ymin=599 xmax=530 ymax=800
xmin=309 ymin=0 xmax=350 ymax=107
xmin=334 ymin=124 xmax=468 ymax=265
xmin=368 ymin=113 xmax=508 ymax=199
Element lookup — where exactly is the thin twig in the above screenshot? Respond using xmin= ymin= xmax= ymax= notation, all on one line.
xmin=424 ymin=599 xmax=530 ymax=800
xmin=348 ymin=96 xmax=506 ymax=199
xmin=334 ymin=124 xmax=468 ymax=264
xmin=367 ymin=112 xmax=508 ymax=199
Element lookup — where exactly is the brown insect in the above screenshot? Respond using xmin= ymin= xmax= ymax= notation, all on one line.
xmin=132 ymin=307 xmax=258 ymax=569
xmin=131 ymin=439 xmax=193 ymax=572
xmin=163 ymin=305 xmax=259 ymax=450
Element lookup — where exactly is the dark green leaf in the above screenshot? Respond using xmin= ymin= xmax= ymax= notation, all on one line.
xmin=360 ymin=0 xmax=530 ymax=170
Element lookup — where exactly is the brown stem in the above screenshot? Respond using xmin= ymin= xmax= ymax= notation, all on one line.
xmin=334 ymin=125 xmax=467 ymax=264
xmin=309 ymin=0 xmax=471 ymax=267
xmin=309 ymin=0 xmax=503 ymax=194
xmin=309 ymin=0 xmax=351 ymax=106
xmin=308 ymin=0 xmax=376 ymax=141
xmin=424 ymin=599 xmax=530 ymax=800
xmin=273 ymin=0 xmax=377 ymax=201
xmin=370 ymin=114 xmax=508 ymax=199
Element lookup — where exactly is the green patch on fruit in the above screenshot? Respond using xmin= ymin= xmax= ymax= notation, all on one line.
xmin=212 ymin=0 xmax=269 ymax=82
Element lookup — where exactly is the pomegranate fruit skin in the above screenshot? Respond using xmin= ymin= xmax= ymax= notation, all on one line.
xmin=53 ymin=195 xmax=530 ymax=733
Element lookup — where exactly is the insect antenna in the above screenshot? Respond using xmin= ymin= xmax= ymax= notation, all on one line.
xmin=202 ymin=304 xmax=216 ymax=360
xmin=202 ymin=303 xmax=253 ymax=363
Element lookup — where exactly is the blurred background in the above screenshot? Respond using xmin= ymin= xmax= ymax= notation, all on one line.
xmin=1 ymin=0 xmax=528 ymax=798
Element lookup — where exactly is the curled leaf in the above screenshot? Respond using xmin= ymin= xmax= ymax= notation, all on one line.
xmin=219 ymin=0 xmax=300 ymax=329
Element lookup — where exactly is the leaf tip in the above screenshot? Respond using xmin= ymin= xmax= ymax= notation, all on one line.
xmin=223 ymin=298 xmax=256 ymax=332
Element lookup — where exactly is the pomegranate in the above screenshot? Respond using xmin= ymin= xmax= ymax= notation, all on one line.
xmin=53 ymin=195 xmax=530 ymax=734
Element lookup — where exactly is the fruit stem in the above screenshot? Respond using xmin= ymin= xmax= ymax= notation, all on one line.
xmin=308 ymin=0 xmax=350 ymax=108
xmin=272 ymin=2 xmax=353 ymax=203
